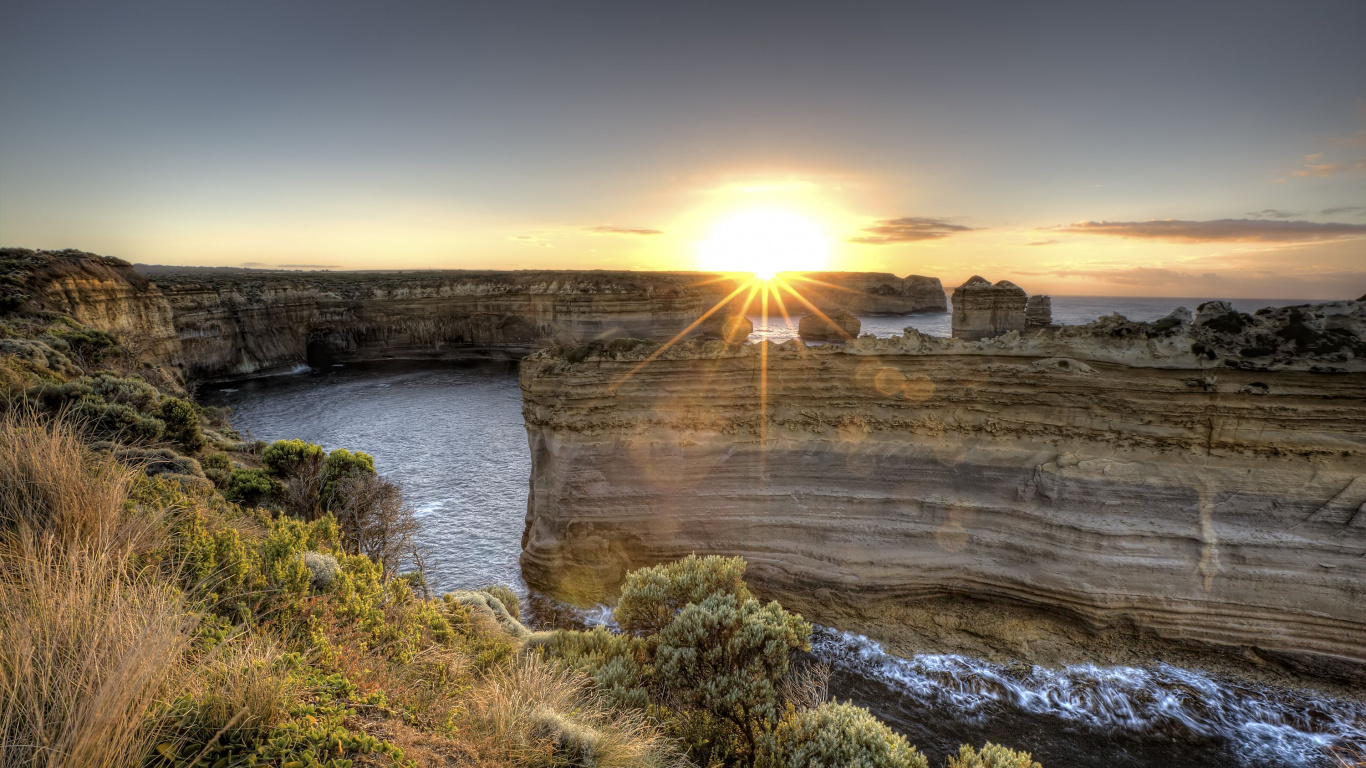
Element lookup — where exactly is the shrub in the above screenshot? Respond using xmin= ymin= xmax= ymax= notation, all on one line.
xmin=764 ymin=701 xmax=928 ymax=768
xmin=159 ymin=397 xmax=206 ymax=452
xmin=946 ymin=743 xmax=1044 ymax=768
xmin=615 ymin=553 xmax=752 ymax=637
xmin=260 ymin=438 xmax=324 ymax=476
xmin=303 ymin=551 xmax=341 ymax=590
xmin=327 ymin=472 xmax=417 ymax=577
xmin=224 ymin=468 xmax=278 ymax=505
xmin=200 ymin=451 xmax=231 ymax=488
xmin=655 ymin=592 xmax=812 ymax=763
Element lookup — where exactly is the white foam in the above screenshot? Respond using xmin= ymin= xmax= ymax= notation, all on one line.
xmin=811 ymin=627 xmax=1366 ymax=766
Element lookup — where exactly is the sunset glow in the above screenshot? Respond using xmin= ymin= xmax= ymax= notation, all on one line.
xmin=696 ymin=209 xmax=832 ymax=278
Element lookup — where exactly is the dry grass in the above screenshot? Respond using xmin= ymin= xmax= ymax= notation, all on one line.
xmin=465 ymin=656 xmax=689 ymax=768
xmin=179 ymin=637 xmax=298 ymax=743
xmin=0 ymin=411 xmax=191 ymax=768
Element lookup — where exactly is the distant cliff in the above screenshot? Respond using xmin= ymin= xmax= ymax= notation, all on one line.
xmin=520 ymin=301 xmax=1366 ymax=682
xmin=4 ymin=251 xmax=947 ymax=380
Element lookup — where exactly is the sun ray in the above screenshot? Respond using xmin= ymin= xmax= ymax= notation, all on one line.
xmin=781 ymin=272 xmax=863 ymax=294
xmin=773 ymin=274 xmax=856 ymax=341
xmin=609 ymin=275 xmax=759 ymax=390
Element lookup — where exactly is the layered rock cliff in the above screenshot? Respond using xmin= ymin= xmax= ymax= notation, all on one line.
xmin=140 ymin=267 xmax=714 ymax=380
xmin=520 ymin=300 xmax=1366 ymax=682
xmin=4 ymin=249 xmax=181 ymax=360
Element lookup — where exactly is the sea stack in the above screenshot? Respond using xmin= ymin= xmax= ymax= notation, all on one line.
xmin=1026 ymin=295 xmax=1053 ymax=327
xmin=798 ymin=308 xmax=861 ymax=340
xmin=951 ymin=276 xmax=1028 ymax=340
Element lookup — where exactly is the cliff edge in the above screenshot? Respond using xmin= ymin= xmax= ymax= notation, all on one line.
xmin=520 ymin=300 xmax=1366 ymax=683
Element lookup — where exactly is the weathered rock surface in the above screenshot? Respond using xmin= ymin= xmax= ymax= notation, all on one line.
xmin=951 ymin=276 xmax=1029 ymax=340
xmin=797 ymin=308 xmax=860 ymax=341
xmin=521 ymin=301 xmax=1366 ymax=682
xmin=696 ymin=311 xmax=754 ymax=343
xmin=4 ymin=249 xmax=181 ymax=360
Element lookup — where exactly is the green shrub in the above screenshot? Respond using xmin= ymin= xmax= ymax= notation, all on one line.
xmin=655 ymin=592 xmax=811 ymax=762
xmin=764 ymin=702 xmax=928 ymax=768
xmin=615 ymin=553 xmax=752 ymax=637
xmin=260 ymin=438 xmax=324 ymax=476
xmin=200 ymin=451 xmax=231 ymax=488
xmin=946 ymin=743 xmax=1043 ymax=768
xmin=159 ymin=397 xmax=206 ymax=452
xmin=224 ymin=468 xmax=279 ymax=505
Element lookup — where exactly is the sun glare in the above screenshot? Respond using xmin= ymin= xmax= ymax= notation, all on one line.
xmin=698 ymin=208 xmax=831 ymax=278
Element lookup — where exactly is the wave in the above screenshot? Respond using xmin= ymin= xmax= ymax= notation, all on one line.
xmin=811 ymin=627 xmax=1366 ymax=767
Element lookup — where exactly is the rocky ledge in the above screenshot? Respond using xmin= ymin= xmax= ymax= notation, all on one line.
xmin=520 ymin=299 xmax=1366 ymax=684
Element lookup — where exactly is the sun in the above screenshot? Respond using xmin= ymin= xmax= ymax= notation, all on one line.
xmin=697 ymin=208 xmax=832 ymax=278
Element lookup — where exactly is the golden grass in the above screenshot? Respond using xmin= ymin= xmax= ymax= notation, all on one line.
xmin=465 ymin=656 xmax=688 ymax=768
xmin=0 ymin=412 xmax=192 ymax=768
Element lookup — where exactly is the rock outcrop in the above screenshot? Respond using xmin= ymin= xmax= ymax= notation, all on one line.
xmin=521 ymin=300 xmax=1366 ymax=682
xmin=4 ymin=249 xmax=181 ymax=361
xmin=797 ymin=308 xmax=860 ymax=341
xmin=1025 ymin=295 xmax=1052 ymax=327
xmin=950 ymin=276 xmax=1029 ymax=340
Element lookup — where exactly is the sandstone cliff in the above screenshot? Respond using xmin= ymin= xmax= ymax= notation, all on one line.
xmin=4 ymin=249 xmax=181 ymax=361
xmin=141 ymin=267 xmax=713 ymax=379
xmin=520 ymin=301 xmax=1366 ymax=682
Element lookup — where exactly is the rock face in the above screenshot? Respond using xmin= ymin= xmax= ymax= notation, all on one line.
xmin=694 ymin=272 xmax=947 ymax=316
xmin=143 ymin=268 xmax=711 ymax=380
xmin=521 ymin=301 xmax=1366 ymax=682
xmin=4 ymin=249 xmax=180 ymax=361
xmin=697 ymin=312 xmax=754 ymax=343
xmin=1025 ymin=295 xmax=1052 ymax=327
xmin=797 ymin=308 xmax=860 ymax=340
xmin=951 ymin=276 xmax=1029 ymax=340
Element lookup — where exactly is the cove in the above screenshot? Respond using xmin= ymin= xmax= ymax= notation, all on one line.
xmin=204 ymin=361 xmax=1366 ymax=768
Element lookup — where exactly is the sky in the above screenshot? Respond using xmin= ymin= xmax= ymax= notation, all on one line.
xmin=2 ymin=0 xmax=1364 ymax=298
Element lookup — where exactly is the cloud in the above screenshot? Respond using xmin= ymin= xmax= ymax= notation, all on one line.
xmin=848 ymin=217 xmax=976 ymax=245
xmin=585 ymin=226 xmax=663 ymax=236
xmin=1290 ymin=153 xmax=1366 ymax=177
xmin=278 ymin=264 xmax=341 ymax=269
xmin=1054 ymin=218 xmax=1366 ymax=243
xmin=1036 ymin=267 xmax=1218 ymax=287
xmin=509 ymin=235 xmax=553 ymax=248
xmin=1026 ymin=239 xmax=1058 ymax=247
xmin=1246 ymin=209 xmax=1299 ymax=219
xmin=1323 ymin=205 xmax=1366 ymax=216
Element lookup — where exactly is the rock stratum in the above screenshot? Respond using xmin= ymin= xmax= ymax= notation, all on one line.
xmin=521 ymin=301 xmax=1366 ymax=683
xmin=4 ymin=250 xmax=946 ymax=380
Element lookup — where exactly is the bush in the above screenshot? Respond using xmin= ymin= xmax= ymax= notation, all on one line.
xmin=655 ymin=592 xmax=811 ymax=762
xmin=303 ymin=551 xmax=341 ymax=590
xmin=200 ymin=451 xmax=231 ymax=488
xmin=260 ymin=438 xmax=324 ymax=476
xmin=224 ymin=468 xmax=278 ymax=505
xmin=946 ymin=743 xmax=1043 ymax=768
xmin=159 ymin=397 xmax=206 ymax=452
xmin=764 ymin=702 xmax=928 ymax=768
xmin=615 ymin=553 xmax=752 ymax=637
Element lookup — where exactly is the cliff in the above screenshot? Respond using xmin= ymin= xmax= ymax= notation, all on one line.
xmin=4 ymin=253 xmax=949 ymax=380
xmin=520 ymin=300 xmax=1366 ymax=682
xmin=697 ymin=271 xmax=947 ymax=316
xmin=140 ymin=267 xmax=714 ymax=380
xmin=3 ymin=249 xmax=181 ymax=361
